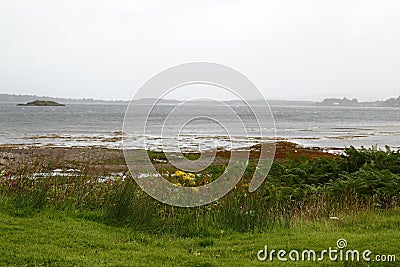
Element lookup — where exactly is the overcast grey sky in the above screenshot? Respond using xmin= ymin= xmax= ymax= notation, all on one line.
xmin=1 ymin=0 xmax=399 ymax=101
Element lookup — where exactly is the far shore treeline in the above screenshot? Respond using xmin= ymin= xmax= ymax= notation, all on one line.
xmin=1 ymin=93 xmax=399 ymax=107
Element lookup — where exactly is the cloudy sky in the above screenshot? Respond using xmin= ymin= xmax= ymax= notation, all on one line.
xmin=1 ymin=0 xmax=399 ymax=101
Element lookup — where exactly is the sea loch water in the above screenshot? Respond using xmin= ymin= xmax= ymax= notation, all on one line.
xmin=0 ymin=103 xmax=399 ymax=151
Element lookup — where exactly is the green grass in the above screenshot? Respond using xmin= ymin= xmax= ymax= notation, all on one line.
xmin=1 ymin=146 xmax=400 ymax=266
xmin=0 ymin=209 xmax=399 ymax=266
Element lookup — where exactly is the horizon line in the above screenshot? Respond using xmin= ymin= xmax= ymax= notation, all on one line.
xmin=0 ymin=92 xmax=398 ymax=103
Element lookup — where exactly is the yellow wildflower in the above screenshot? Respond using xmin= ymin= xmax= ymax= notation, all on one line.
xmin=175 ymin=170 xmax=186 ymax=177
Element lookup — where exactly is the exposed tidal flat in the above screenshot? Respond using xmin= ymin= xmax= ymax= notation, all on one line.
xmin=0 ymin=142 xmax=399 ymax=266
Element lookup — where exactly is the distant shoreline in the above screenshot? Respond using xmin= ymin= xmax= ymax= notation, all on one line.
xmin=1 ymin=93 xmax=399 ymax=107
xmin=317 ymin=96 xmax=400 ymax=108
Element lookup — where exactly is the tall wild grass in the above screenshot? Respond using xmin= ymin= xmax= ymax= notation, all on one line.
xmin=0 ymin=146 xmax=399 ymax=237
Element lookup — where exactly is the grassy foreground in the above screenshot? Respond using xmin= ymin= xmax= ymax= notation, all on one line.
xmin=0 ymin=208 xmax=399 ymax=266
xmin=1 ymin=145 xmax=400 ymax=266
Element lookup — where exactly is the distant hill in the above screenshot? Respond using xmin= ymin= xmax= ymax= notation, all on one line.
xmin=226 ymin=99 xmax=315 ymax=106
xmin=317 ymin=96 xmax=400 ymax=107
xmin=380 ymin=95 xmax=400 ymax=107
xmin=318 ymin=97 xmax=359 ymax=106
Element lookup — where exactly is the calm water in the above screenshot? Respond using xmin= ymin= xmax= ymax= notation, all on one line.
xmin=0 ymin=102 xmax=399 ymax=151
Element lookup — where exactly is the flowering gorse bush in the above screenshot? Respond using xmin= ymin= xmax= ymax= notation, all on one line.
xmin=173 ymin=170 xmax=196 ymax=187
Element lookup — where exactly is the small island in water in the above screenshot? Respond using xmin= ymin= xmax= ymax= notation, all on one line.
xmin=17 ymin=100 xmax=65 ymax=106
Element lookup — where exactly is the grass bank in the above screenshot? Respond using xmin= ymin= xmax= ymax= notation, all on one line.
xmin=0 ymin=208 xmax=399 ymax=266
xmin=0 ymin=144 xmax=399 ymax=265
